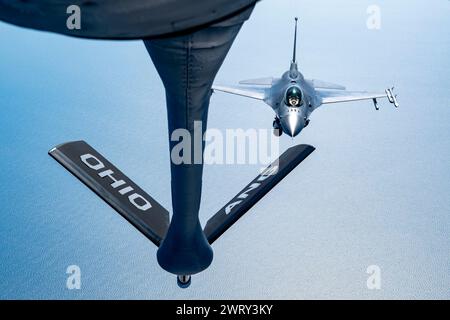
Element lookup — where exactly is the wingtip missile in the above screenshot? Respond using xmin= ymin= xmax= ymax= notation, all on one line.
xmin=385 ymin=87 xmax=399 ymax=108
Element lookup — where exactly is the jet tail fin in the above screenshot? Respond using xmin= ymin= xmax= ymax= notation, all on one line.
xmin=204 ymin=144 xmax=315 ymax=244
xmin=292 ymin=17 xmax=298 ymax=63
xmin=49 ymin=141 xmax=170 ymax=246
xmin=290 ymin=17 xmax=299 ymax=77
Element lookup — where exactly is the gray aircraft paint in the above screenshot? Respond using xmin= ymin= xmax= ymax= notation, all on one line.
xmin=213 ymin=18 xmax=398 ymax=137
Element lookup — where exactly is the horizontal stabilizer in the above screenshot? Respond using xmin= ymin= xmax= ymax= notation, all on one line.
xmin=49 ymin=141 xmax=169 ymax=246
xmin=239 ymin=77 xmax=276 ymax=86
xmin=204 ymin=144 xmax=315 ymax=244
xmin=307 ymin=79 xmax=346 ymax=90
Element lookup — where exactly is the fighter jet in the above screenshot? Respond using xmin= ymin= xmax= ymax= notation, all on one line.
xmin=213 ymin=18 xmax=399 ymax=137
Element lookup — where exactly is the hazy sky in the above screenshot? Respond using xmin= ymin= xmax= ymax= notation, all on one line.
xmin=0 ymin=0 xmax=449 ymax=299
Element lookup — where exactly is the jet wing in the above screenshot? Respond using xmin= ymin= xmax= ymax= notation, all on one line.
xmin=307 ymin=79 xmax=346 ymax=90
xmin=212 ymin=85 xmax=267 ymax=100
xmin=318 ymin=89 xmax=388 ymax=104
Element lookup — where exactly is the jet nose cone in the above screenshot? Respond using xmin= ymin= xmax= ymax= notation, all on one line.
xmin=280 ymin=114 xmax=303 ymax=137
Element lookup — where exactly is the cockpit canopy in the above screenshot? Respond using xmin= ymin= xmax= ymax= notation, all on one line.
xmin=285 ymin=86 xmax=302 ymax=107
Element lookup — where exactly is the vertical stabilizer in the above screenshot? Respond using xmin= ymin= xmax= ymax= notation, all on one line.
xmin=292 ymin=17 xmax=298 ymax=63
xmin=290 ymin=17 xmax=299 ymax=78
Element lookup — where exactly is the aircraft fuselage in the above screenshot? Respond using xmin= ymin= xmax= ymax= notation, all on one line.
xmin=264 ymin=65 xmax=320 ymax=137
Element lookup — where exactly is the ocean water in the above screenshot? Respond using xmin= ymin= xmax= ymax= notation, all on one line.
xmin=0 ymin=0 xmax=449 ymax=299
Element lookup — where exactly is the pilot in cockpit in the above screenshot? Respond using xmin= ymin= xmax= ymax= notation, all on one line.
xmin=286 ymin=86 xmax=302 ymax=107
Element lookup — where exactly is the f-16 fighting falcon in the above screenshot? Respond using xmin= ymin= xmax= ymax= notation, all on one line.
xmin=213 ymin=18 xmax=399 ymax=137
